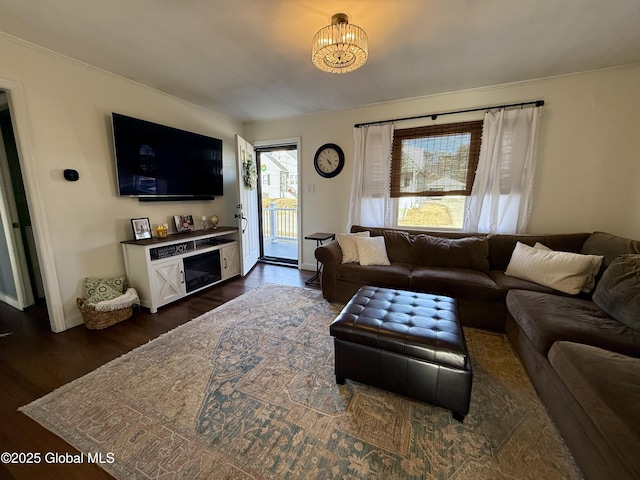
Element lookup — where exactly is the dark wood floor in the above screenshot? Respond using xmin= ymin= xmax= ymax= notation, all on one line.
xmin=0 ymin=263 xmax=315 ymax=480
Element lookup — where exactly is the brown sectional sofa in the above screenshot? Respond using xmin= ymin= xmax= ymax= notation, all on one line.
xmin=315 ymin=226 xmax=640 ymax=480
xmin=316 ymin=225 xmax=592 ymax=330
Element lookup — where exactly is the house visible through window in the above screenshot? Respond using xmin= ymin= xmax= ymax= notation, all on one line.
xmin=390 ymin=121 xmax=482 ymax=229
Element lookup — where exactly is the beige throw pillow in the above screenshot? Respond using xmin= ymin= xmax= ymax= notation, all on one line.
xmin=336 ymin=231 xmax=370 ymax=263
xmin=505 ymin=242 xmax=604 ymax=295
xmin=354 ymin=236 xmax=391 ymax=266
xmin=534 ymin=242 xmax=600 ymax=292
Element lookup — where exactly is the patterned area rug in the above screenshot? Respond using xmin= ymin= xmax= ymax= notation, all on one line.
xmin=21 ymin=284 xmax=580 ymax=479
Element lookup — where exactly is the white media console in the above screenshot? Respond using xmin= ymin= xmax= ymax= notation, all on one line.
xmin=121 ymin=226 xmax=240 ymax=313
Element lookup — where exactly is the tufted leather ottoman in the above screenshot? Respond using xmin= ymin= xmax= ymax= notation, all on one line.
xmin=330 ymin=286 xmax=473 ymax=421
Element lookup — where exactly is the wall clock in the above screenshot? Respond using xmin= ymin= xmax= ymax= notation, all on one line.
xmin=314 ymin=143 xmax=345 ymax=178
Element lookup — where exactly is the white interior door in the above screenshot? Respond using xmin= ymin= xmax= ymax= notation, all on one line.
xmin=0 ymin=123 xmax=33 ymax=310
xmin=235 ymin=134 xmax=260 ymax=275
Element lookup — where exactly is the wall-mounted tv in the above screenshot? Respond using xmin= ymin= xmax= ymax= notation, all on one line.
xmin=112 ymin=113 xmax=223 ymax=201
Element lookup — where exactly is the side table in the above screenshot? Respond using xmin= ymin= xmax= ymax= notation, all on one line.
xmin=304 ymin=232 xmax=335 ymax=286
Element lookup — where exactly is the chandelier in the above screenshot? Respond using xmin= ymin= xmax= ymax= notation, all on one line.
xmin=312 ymin=13 xmax=368 ymax=74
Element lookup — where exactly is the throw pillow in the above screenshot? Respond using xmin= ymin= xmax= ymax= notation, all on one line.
xmin=505 ymin=242 xmax=604 ymax=295
xmin=354 ymin=236 xmax=391 ymax=266
xmin=593 ymin=254 xmax=640 ymax=331
xmin=535 ymin=243 xmax=600 ymax=292
xmin=336 ymin=231 xmax=370 ymax=264
xmin=83 ymin=276 xmax=126 ymax=304
xmin=533 ymin=242 xmax=551 ymax=251
xmin=412 ymin=234 xmax=490 ymax=272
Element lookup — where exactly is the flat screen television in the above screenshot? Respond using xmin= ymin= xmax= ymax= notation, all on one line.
xmin=112 ymin=113 xmax=223 ymax=200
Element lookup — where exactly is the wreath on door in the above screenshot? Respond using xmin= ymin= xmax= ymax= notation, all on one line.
xmin=243 ymin=154 xmax=258 ymax=189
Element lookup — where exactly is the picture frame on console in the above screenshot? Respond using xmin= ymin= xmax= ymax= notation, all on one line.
xmin=173 ymin=215 xmax=194 ymax=233
xmin=131 ymin=217 xmax=152 ymax=240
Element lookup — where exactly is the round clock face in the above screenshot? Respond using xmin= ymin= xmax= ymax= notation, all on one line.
xmin=314 ymin=143 xmax=345 ymax=178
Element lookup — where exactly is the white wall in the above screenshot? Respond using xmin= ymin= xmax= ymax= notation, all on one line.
xmin=2 ymin=29 xmax=638 ymax=329
xmin=0 ymin=34 xmax=242 ymax=330
xmin=244 ymin=64 xmax=640 ymax=270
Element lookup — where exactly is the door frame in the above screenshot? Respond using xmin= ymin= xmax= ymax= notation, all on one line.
xmin=254 ymin=138 xmax=301 ymax=269
xmin=0 ymin=78 xmax=65 ymax=332
xmin=0 ymin=112 xmax=34 ymax=309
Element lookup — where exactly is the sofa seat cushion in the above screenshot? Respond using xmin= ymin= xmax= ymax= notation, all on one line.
xmin=549 ymin=341 xmax=640 ymax=477
xmin=336 ymin=263 xmax=411 ymax=289
xmin=506 ymin=290 xmax=640 ymax=357
xmin=410 ymin=267 xmax=502 ymax=302
xmin=490 ymin=271 xmax=593 ymax=300
xmin=491 ymin=270 xmax=559 ymax=294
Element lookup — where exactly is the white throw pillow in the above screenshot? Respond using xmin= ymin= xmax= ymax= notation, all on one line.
xmin=354 ymin=236 xmax=391 ymax=266
xmin=505 ymin=242 xmax=604 ymax=295
xmin=336 ymin=231 xmax=370 ymax=264
xmin=534 ymin=242 xmax=600 ymax=292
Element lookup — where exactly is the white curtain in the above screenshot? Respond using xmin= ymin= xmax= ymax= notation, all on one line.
xmin=347 ymin=124 xmax=394 ymax=229
xmin=465 ymin=106 xmax=542 ymax=233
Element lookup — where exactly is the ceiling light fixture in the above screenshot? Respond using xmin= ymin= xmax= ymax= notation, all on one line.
xmin=312 ymin=13 xmax=368 ymax=74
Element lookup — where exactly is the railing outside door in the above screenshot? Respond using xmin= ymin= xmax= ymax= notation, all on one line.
xmin=262 ymin=202 xmax=297 ymax=242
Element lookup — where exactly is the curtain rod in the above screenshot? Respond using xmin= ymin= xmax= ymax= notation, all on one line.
xmin=353 ymin=100 xmax=544 ymax=128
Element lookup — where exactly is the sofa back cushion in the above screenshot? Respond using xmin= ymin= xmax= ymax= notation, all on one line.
xmin=582 ymin=231 xmax=640 ymax=269
xmin=593 ymin=254 xmax=640 ymax=331
xmin=488 ymin=233 xmax=590 ymax=271
xmin=350 ymin=225 xmax=487 ymax=265
xmin=412 ymin=234 xmax=490 ymax=272
xmin=382 ymin=230 xmax=414 ymax=263
xmin=350 ymin=225 xmax=476 ymax=240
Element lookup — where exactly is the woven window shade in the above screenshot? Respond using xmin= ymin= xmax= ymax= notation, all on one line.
xmin=390 ymin=121 xmax=483 ymax=198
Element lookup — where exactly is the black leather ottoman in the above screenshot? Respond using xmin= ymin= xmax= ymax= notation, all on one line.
xmin=330 ymin=286 xmax=473 ymax=421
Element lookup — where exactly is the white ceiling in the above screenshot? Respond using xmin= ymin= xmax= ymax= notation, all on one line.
xmin=1 ymin=0 xmax=639 ymax=122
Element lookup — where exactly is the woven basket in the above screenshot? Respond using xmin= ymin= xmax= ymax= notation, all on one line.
xmin=76 ymin=298 xmax=133 ymax=329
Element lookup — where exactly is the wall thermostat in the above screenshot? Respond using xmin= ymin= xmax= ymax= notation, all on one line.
xmin=63 ymin=169 xmax=79 ymax=181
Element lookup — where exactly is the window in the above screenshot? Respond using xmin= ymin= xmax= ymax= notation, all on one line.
xmin=390 ymin=121 xmax=482 ymax=229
